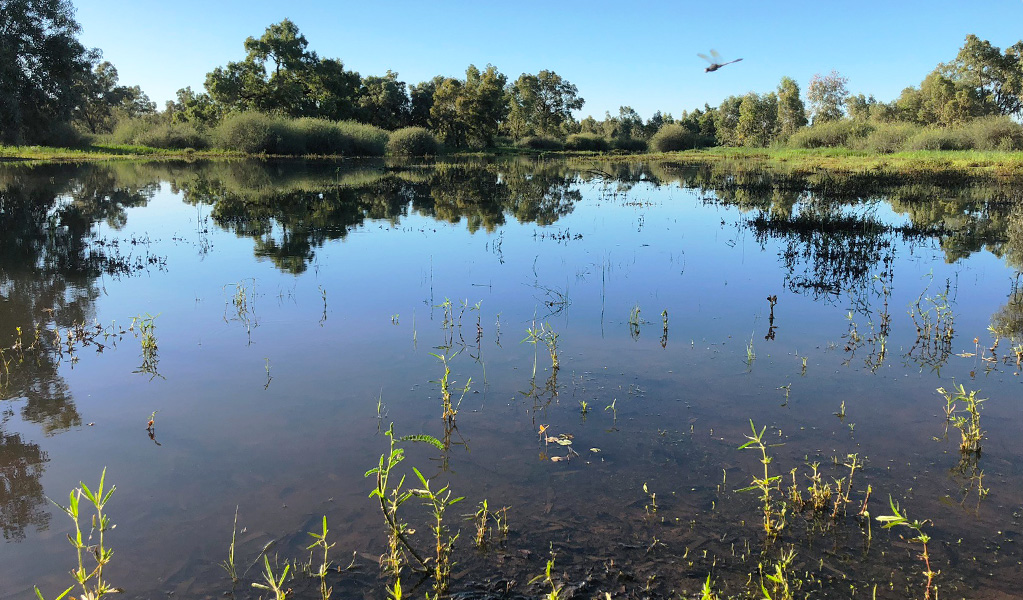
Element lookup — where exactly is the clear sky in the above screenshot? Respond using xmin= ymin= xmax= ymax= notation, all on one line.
xmin=72 ymin=0 xmax=1023 ymax=121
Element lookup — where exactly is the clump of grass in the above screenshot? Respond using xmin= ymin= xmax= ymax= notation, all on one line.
xmin=35 ymin=468 xmax=121 ymax=600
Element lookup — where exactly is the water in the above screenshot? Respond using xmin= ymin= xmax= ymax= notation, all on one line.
xmin=1 ymin=158 xmax=1022 ymax=598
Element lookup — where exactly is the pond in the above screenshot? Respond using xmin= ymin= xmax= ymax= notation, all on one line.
xmin=2 ymin=158 xmax=1022 ymax=599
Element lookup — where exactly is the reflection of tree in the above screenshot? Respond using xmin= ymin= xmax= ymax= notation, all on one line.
xmin=0 ymin=420 xmax=50 ymax=541
xmin=174 ymin=160 xmax=582 ymax=272
xmin=0 ymin=164 xmax=160 ymax=542
xmin=991 ymin=285 xmax=1023 ymax=341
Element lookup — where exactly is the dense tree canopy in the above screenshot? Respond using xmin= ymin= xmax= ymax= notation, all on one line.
xmin=507 ymin=70 xmax=584 ymax=138
xmin=204 ymin=19 xmax=361 ymax=120
xmin=0 ymin=0 xmax=94 ymax=143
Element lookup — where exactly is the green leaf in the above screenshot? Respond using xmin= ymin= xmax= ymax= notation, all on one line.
xmin=399 ymin=433 xmax=444 ymax=451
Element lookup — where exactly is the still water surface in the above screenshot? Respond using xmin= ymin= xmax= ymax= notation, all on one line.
xmin=1 ymin=158 xmax=1022 ymax=598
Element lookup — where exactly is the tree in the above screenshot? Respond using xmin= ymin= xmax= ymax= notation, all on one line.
xmin=736 ymin=92 xmax=778 ymax=147
xmin=776 ymin=77 xmax=807 ymax=137
xmin=616 ymin=106 xmax=644 ymax=140
xmin=204 ymin=19 xmax=360 ymax=119
xmin=408 ymin=77 xmax=445 ymax=128
xmin=806 ymin=70 xmax=849 ymax=124
xmin=714 ymin=96 xmax=744 ymax=146
xmin=357 ymin=70 xmax=410 ymax=129
xmin=0 ymin=0 xmax=94 ymax=143
xmin=429 ymin=64 xmax=509 ymax=149
xmin=507 ymin=70 xmax=584 ymax=138
xmin=73 ymin=61 xmax=155 ymax=133
xmin=944 ymin=34 xmax=1023 ymax=117
xmin=166 ymin=87 xmax=221 ymax=127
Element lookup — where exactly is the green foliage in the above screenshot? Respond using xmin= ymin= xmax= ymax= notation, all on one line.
xmin=776 ymin=77 xmax=807 ymax=138
xmin=213 ymin=112 xmax=386 ymax=155
xmin=358 ymin=70 xmax=411 ymax=130
xmin=564 ymin=132 xmax=609 ymax=151
xmin=861 ymin=122 xmax=920 ymax=153
xmin=507 ymin=70 xmax=584 ymax=138
xmin=0 ymin=0 xmax=94 ymax=144
xmin=962 ymin=115 xmax=1023 ymax=150
xmin=649 ymin=124 xmax=705 ymax=152
xmin=387 ymin=127 xmax=439 ymax=156
xmin=110 ymin=118 xmax=208 ymax=149
xmin=73 ymin=61 xmax=156 ymax=134
xmin=787 ymin=119 xmax=872 ymax=148
xmin=806 ymin=70 xmax=849 ymax=124
xmin=612 ymin=137 xmax=647 ymax=152
xmin=430 ymin=64 xmax=509 ymax=149
xmin=204 ymin=19 xmax=360 ymax=120
xmin=515 ymin=136 xmax=565 ymax=151
xmin=905 ymin=127 xmax=970 ymax=151
xmin=736 ymin=92 xmax=779 ymax=147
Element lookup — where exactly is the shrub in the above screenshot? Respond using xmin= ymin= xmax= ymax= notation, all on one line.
xmin=649 ymin=124 xmax=706 ymax=152
xmin=564 ymin=133 xmax=609 ymax=152
xmin=612 ymin=137 xmax=648 ymax=152
xmin=335 ymin=120 xmax=388 ymax=156
xmin=860 ymin=122 xmax=920 ymax=153
xmin=40 ymin=122 xmax=89 ymax=147
xmin=214 ymin=112 xmax=276 ymax=153
xmin=514 ymin=135 xmax=565 ymax=151
xmin=292 ymin=118 xmax=350 ymax=155
xmin=906 ymin=127 xmax=971 ymax=151
xmin=961 ymin=115 xmax=1023 ymax=151
xmin=787 ymin=120 xmax=872 ymax=149
xmin=387 ymin=127 xmax=439 ymax=156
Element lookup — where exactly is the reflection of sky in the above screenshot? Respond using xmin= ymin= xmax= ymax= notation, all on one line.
xmin=4 ymin=165 xmax=1023 ymax=597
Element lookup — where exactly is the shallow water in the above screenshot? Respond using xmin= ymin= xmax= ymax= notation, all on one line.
xmin=2 ymin=158 xmax=1022 ymax=599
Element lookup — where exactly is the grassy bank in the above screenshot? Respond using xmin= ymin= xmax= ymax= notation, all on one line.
xmin=4 ymin=143 xmax=1023 ymax=178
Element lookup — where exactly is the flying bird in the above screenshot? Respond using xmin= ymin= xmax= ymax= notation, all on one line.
xmin=698 ymin=49 xmax=743 ymax=72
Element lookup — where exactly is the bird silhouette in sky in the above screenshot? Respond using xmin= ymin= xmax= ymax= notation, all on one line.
xmin=698 ymin=49 xmax=743 ymax=72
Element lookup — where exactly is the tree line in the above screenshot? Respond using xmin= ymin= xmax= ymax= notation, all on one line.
xmin=3 ymin=1 xmax=1023 ymax=152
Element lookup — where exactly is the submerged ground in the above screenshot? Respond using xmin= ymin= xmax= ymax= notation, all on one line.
xmin=1 ymin=157 xmax=1022 ymax=599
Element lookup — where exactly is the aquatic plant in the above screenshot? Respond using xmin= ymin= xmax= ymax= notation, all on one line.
xmin=937 ymin=383 xmax=985 ymax=454
xmin=737 ymin=420 xmax=784 ymax=538
xmin=306 ymin=516 xmax=336 ymax=600
xmin=36 ymin=468 xmax=120 ymax=600
xmin=528 ymin=551 xmax=564 ymax=600
xmin=877 ymin=497 xmax=937 ymax=600
xmin=410 ymin=467 xmax=463 ymax=596
xmin=252 ymin=555 xmax=290 ymax=599
xmin=221 ymin=506 xmax=240 ymax=585
xmin=365 ymin=424 xmax=444 ymax=576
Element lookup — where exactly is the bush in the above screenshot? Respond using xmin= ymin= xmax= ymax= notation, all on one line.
xmin=649 ymin=124 xmax=707 ymax=152
xmin=787 ymin=120 xmax=873 ymax=149
xmin=906 ymin=127 xmax=972 ymax=151
xmin=612 ymin=137 xmax=648 ymax=152
xmin=961 ymin=115 xmax=1023 ymax=151
xmin=564 ymin=133 xmax=609 ymax=152
xmin=387 ymin=127 xmax=439 ymax=156
xmin=335 ymin=120 xmax=388 ymax=156
xmin=214 ymin=112 xmax=277 ymax=153
xmin=292 ymin=118 xmax=344 ymax=154
xmin=860 ymin=122 xmax=920 ymax=153
xmin=213 ymin=114 xmax=388 ymax=156
xmin=39 ymin=122 xmax=89 ymax=147
xmin=515 ymin=135 xmax=565 ymax=151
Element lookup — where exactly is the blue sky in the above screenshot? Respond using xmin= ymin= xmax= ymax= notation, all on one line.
xmin=74 ymin=0 xmax=1023 ymax=121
